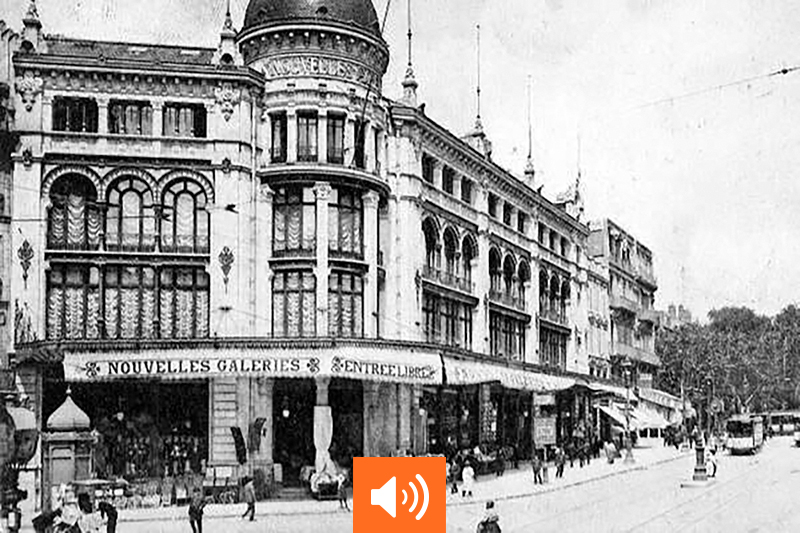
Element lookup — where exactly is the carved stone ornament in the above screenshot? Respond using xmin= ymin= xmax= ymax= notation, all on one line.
xmin=15 ymin=72 xmax=43 ymax=112
xmin=22 ymin=147 xmax=33 ymax=169
xmin=219 ymin=246 xmax=234 ymax=291
xmin=221 ymin=157 xmax=232 ymax=174
xmin=18 ymin=240 xmax=34 ymax=289
xmin=215 ymin=83 xmax=240 ymax=121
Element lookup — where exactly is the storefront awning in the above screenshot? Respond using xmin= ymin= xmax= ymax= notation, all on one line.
xmin=62 ymin=346 xmax=443 ymax=386
xmin=443 ymin=357 xmax=575 ymax=392
xmin=632 ymin=406 xmax=670 ymax=429
xmin=587 ymin=382 xmax=635 ymax=400
xmin=598 ymin=404 xmax=640 ymax=429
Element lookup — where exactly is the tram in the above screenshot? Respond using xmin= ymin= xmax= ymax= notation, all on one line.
xmin=765 ymin=411 xmax=800 ymax=436
xmin=726 ymin=414 xmax=764 ymax=455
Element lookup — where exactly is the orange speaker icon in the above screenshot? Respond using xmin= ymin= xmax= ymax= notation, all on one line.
xmin=354 ymin=457 xmax=444 ymax=533
xmin=370 ymin=474 xmax=430 ymax=520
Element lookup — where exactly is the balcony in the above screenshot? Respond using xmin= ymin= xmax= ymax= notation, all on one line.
xmin=539 ymin=307 xmax=568 ymax=327
xmin=421 ymin=265 xmax=474 ymax=294
xmin=613 ymin=342 xmax=660 ymax=367
xmin=638 ymin=308 xmax=659 ymax=324
xmin=636 ymin=268 xmax=658 ymax=289
xmin=610 ymin=293 xmax=639 ymax=315
xmin=489 ymin=289 xmax=526 ymax=311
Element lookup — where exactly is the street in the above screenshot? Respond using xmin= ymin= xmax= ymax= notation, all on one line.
xmin=93 ymin=437 xmax=800 ymax=533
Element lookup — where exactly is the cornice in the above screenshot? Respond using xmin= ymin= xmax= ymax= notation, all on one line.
xmin=390 ymin=104 xmax=589 ymax=237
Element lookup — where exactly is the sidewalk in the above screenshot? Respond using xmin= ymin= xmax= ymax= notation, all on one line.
xmin=446 ymin=444 xmax=687 ymax=506
xmin=22 ymin=445 xmax=689 ymax=530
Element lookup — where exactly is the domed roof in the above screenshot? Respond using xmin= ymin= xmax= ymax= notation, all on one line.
xmin=243 ymin=0 xmax=382 ymax=38
xmin=47 ymin=389 xmax=90 ymax=432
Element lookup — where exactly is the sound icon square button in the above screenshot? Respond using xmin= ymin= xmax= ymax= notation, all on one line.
xmin=354 ymin=456 xmax=445 ymax=532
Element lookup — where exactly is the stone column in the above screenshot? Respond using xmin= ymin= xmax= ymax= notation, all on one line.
xmin=261 ymin=110 xmax=272 ymax=168
xmin=254 ymin=378 xmax=274 ymax=464
xmin=152 ymin=102 xmax=164 ymax=137
xmin=287 ymin=109 xmax=297 ymax=163
xmin=363 ymin=191 xmax=380 ymax=338
xmin=411 ymin=385 xmax=425 ymax=456
xmin=314 ymin=182 xmax=332 ymax=336
xmin=398 ymin=384 xmax=412 ymax=453
xmin=314 ymin=377 xmax=335 ymax=475
xmin=433 ymin=161 xmax=443 ymax=188
xmin=256 ymin=184 xmax=274 ymax=336
xmin=366 ymin=123 xmax=377 ymax=174
xmin=97 ymin=97 xmax=109 ymax=135
xmin=42 ymin=96 xmax=53 ymax=132
xmin=345 ymin=116 xmax=356 ymax=166
xmin=318 ymin=112 xmax=328 ymax=164
xmin=363 ymin=382 xmax=380 ymax=457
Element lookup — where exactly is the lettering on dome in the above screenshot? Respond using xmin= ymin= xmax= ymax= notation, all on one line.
xmin=263 ymin=55 xmax=381 ymax=88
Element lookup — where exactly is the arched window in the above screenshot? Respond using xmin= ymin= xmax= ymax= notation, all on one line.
xmin=518 ymin=261 xmax=531 ymax=307
xmin=489 ymin=248 xmax=502 ymax=294
xmin=561 ymin=278 xmax=571 ymax=319
xmin=503 ymin=255 xmax=516 ymax=299
xmin=461 ymin=235 xmax=477 ymax=287
xmin=550 ymin=275 xmax=561 ymax=320
xmin=422 ymin=218 xmax=440 ymax=271
xmin=47 ymin=174 xmax=101 ymax=250
xmin=106 ymin=176 xmax=155 ymax=252
xmin=161 ymin=179 xmax=209 ymax=253
xmin=443 ymin=228 xmax=458 ymax=278
xmin=539 ymin=269 xmax=549 ymax=314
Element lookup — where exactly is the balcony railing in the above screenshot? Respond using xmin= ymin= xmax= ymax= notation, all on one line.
xmin=489 ymin=289 xmax=526 ymax=311
xmin=610 ymin=293 xmax=639 ymax=314
xmin=539 ymin=307 xmax=568 ymax=326
xmin=421 ymin=265 xmax=474 ymax=293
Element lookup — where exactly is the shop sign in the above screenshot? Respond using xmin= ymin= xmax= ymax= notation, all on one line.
xmin=62 ymin=348 xmax=442 ymax=385
xmin=533 ymin=393 xmax=556 ymax=406
xmin=444 ymin=357 xmax=575 ymax=392
xmin=533 ymin=417 xmax=557 ymax=446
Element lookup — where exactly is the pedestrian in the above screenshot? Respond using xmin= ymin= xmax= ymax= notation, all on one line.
xmin=555 ymin=447 xmax=566 ymax=479
xmin=476 ymin=500 xmax=502 ymax=533
xmin=450 ymin=457 xmax=461 ymax=495
xmin=461 ymin=462 xmax=475 ymax=498
xmin=188 ymin=488 xmax=206 ymax=533
xmin=706 ymin=448 xmax=718 ymax=478
xmin=241 ymin=476 xmax=256 ymax=521
xmin=97 ymin=500 xmax=118 ymax=533
xmin=494 ymin=447 xmax=506 ymax=477
xmin=531 ymin=453 xmax=543 ymax=485
xmin=337 ymin=472 xmax=350 ymax=511
xmin=604 ymin=440 xmax=616 ymax=465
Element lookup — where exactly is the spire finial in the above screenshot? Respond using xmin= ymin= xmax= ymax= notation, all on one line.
xmin=401 ymin=0 xmax=418 ymax=106
xmin=524 ymin=75 xmax=535 ymax=182
xmin=223 ymin=0 xmax=234 ymax=32
xmin=24 ymin=0 xmax=41 ymax=25
xmin=475 ymin=24 xmax=482 ymax=131
xmin=66 ymin=385 xmax=72 ymax=396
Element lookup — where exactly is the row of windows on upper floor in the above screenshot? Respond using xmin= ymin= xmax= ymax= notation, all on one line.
xmin=421 ymin=153 xmax=531 ymax=236
xmin=52 ymin=97 xmax=208 ymax=138
xmin=42 ymin=265 xmax=366 ymax=342
xmin=269 ymin=111 xmax=379 ymax=171
xmin=45 ymin=177 xmax=368 ymax=261
xmin=538 ymin=221 xmax=579 ymax=262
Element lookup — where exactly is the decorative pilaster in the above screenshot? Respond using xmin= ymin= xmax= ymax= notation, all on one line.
xmin=313 ymin=182 xmax=332 ymax=336
xmin=97 ymin=97 xmax=109 ymax=135
xmin=366 ymin=123 xmax=377 ymax=173
xmin=411 ymin=385 xmax=425 ymax=456
xmin=363 ymin=191 xmax=380 ymax=338
xmin=345 ymin=116 xmax=355 ymax=166
xmin=254 ymin=378 xmax=274 ymax=464
xmin=152 ymin=102 xmax=164 ymax=136
xmin=313 ymin=377 xmax=336 ymax=476
xmin=256 ymin=184 xmax=274 ymax=336
xmin=318 ymin=112 xmax=328 ymax=164
xmin=287 ymin=109 xmax=297 ymax=163
xmin=398 ymin=384 xmax=412 ymax=452
xmin=363 ymin=382 xmax=380 ymax=457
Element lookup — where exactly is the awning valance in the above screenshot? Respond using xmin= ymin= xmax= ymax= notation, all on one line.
xmin=443 ymin=357 xmax=575 ymax=392
xmin=587 ymin=382 xmax=634 ymax=400
xmin=62 ymin=346 xmax=443 ymax=386
xmin=598 ymin=404 xmax=640 ymax=430
xmin=632 ymin=406 xmax=670 ymax=429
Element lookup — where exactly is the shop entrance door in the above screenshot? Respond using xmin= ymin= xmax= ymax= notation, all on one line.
xmin=273 ymin=379 xmax=315 ymax=487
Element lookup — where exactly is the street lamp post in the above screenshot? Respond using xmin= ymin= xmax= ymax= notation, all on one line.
xmin=622 ymin=358 xmax=635 ymax=464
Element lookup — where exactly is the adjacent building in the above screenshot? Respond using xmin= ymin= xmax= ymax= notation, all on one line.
xmin=588 ymin=219 xmax=659 ymax=388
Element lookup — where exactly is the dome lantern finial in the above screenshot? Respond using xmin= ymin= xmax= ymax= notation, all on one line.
xmin=47 ymin=388 xmax=91 ymax=432
xmin=401 ymin=0 xmax=418 ymax=106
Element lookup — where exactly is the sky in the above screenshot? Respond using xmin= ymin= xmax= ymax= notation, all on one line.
xmin=4 ymin=0 xmax=800 ymax=320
